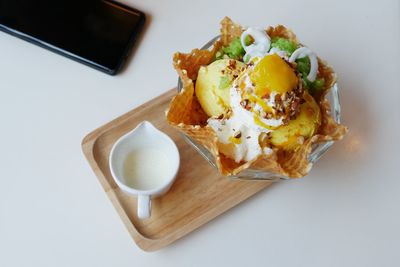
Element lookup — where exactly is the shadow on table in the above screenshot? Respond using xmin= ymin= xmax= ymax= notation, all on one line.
xmin=310 ymin=70 xmax=371 ymax=181
xmin=118 ymin=12 xmax=152 ymax=75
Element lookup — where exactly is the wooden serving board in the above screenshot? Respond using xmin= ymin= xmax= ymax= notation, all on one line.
xmin=82 ymin=88 xmax=272 ymax=251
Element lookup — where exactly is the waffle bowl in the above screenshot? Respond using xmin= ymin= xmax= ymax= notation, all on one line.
xmin=167 ymin=17 xmax=347 ymax=180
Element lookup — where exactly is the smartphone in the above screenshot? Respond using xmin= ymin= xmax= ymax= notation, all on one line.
xmin=0 ymin=0 xmax=146 ymax=75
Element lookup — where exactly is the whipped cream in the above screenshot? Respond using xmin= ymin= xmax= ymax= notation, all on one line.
xmin=208 ymin=112 xmax=262 ymax=163
xmin=241 ymin=27 xmax=270 ymax=62
xmin=208 ymin=74 xmax=280 ymax=163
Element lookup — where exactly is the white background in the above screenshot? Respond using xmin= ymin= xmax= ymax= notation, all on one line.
xmin=1 ymin=0 xmax=399 ymax=266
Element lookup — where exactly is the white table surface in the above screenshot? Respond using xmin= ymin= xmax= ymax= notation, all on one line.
xmin=1 ymin=0 xmax=399 ymax=266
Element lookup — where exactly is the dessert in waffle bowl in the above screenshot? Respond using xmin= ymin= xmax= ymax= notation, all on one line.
xmin=166 ymin=17 xmax=347 ymax=179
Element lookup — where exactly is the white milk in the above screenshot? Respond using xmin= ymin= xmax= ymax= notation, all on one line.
xmin=123 ymin=148 xmax=170 ymax=190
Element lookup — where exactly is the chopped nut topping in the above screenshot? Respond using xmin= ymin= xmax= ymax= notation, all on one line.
xmin=264 ymin=113 xmax=273 ymax=119
xmin=240 ymin=99 xmax=252 ymax=110
xmin=258 ymin=132 xmax=271 ymax=148
xmin=228 ymin=59 xmax=237 ymax=70
xmin=234 ymin=131 xmax=242 ymax=139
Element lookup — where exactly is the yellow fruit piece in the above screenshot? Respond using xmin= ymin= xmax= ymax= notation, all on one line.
xmin=195 ymin=67 xmax=226 ymax=117
xmin=229 ymin=136 xmax=242 ymax=144
xmin=270 ymin=92 xmax=321 ymax=149
xmin=250 ymin=54 xmax=298 ymax=96
xmin=195 ymin=59 xmax=245 ymax=117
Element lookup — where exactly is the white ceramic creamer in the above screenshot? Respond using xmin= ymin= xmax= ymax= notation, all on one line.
xmin=109 ymin=121 xmax=180 ymax=219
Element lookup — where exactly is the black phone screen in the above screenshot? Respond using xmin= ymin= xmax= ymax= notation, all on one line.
xmin=0 ymin=0 xmax=145 ymax=75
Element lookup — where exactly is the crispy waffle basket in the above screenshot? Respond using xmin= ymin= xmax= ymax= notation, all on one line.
xmin=166 ymin=17 xmax=347 ymax=179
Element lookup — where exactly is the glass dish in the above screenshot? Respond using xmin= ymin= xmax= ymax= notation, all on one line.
xmin=177 ymin=36 xmax=342 ymax=181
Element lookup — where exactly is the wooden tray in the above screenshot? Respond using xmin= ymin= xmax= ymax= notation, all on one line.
xmin=82 ymin=89 xmax=272 ymax=251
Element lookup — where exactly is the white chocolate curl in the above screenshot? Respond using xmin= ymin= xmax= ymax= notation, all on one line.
xmin=289 ymin=47 xmax=318 ymax=82
xmin=240 ymin=27 xmax=270 ymax=62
